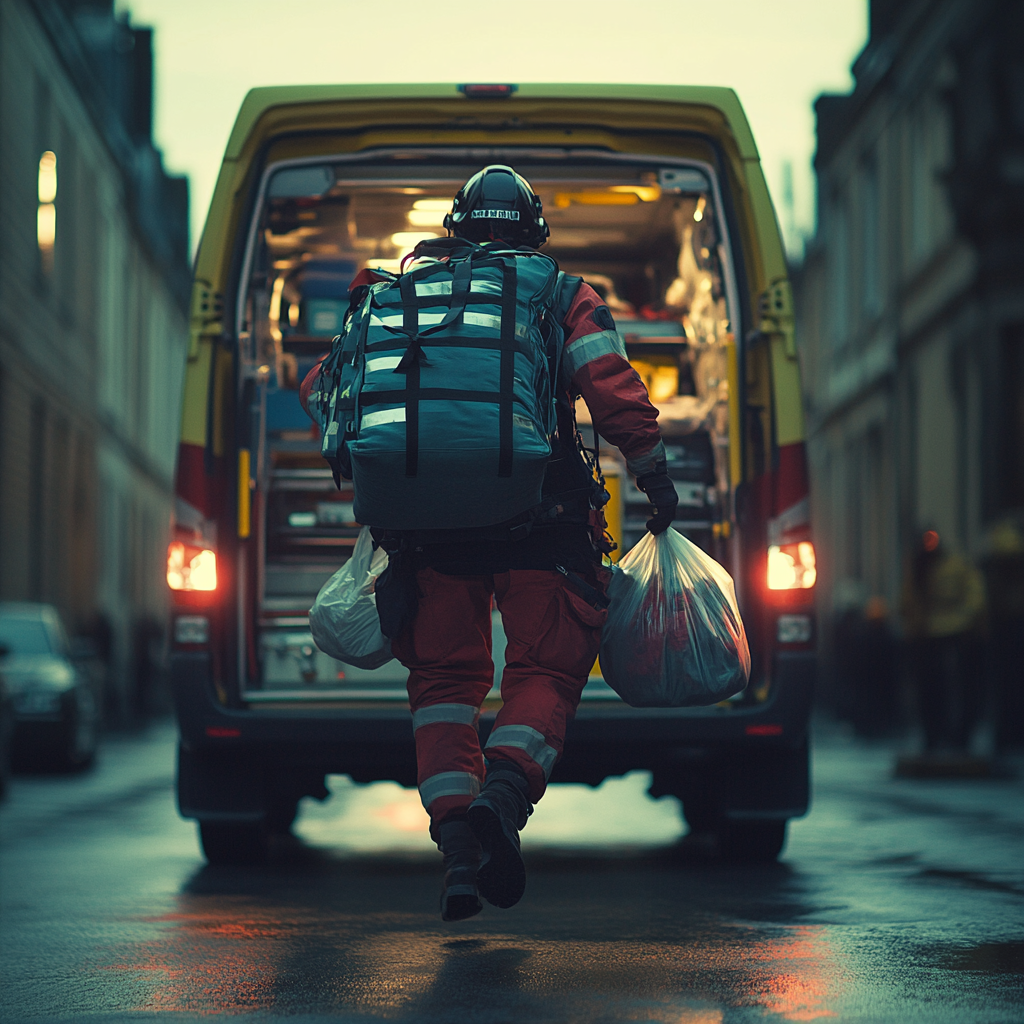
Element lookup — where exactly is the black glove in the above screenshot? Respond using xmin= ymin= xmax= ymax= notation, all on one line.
xmin=637 ymin=471 xmax=678 ymax=535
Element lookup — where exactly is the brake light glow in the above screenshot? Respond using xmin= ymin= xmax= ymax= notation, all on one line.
xmin=458 ymin=83 xmax=518 ymax=98
xmin=746 ymin=724 xmax=783 ymax=736
xmin=167 ymin=542 xmax=217 ymax=591
xmin=767 ymin=542 xmax=816 ymax=590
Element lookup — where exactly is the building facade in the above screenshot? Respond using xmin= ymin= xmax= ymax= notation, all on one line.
xmin=0 ymin=0 xmax=189 ymax=719
xmin=797 ymin=0 xmax=1024 ymax=700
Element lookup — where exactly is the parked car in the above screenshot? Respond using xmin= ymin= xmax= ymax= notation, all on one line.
xmin=171 ymin=84 xmax=814 ymax=865
xmin=0 ymin=603 xmax=100 ymax=771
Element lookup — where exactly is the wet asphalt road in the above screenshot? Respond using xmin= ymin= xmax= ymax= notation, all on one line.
xmin=1 ymin=722 xmax=1022 ymax=1024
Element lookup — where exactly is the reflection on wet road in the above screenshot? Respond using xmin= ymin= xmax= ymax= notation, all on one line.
xmin=1 ymin=723 xmax=1022 ymax=1023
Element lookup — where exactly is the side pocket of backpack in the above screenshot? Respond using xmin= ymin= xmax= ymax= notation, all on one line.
xmin=320 ymin=298 xmax=372 ymax=482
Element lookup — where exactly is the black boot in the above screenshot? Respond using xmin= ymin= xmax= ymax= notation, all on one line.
xmin=435 ymin=818 xmax=482 ymax=922
xmin=467 ymin=761 xmax=533 ymax=909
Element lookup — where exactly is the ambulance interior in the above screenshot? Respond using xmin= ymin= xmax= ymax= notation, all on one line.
xmin=241 ymin=156 xmax=738 ymax=690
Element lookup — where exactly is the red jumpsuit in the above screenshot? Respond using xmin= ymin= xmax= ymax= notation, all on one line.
xmin=302 ymin=275 xmax=664 ymax=824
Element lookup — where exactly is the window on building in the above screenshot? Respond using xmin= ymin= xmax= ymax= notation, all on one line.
xmin=860 ymin=153 xmax=882 ymax=318
xmin=909 ymin=105 xmax=931 ymax=265
xmin=56 ymin=120 xmax=77 ymax=325
xmin=37 ymin=150 xmax=57 ymax=272
xmin=907 ymin=95 xmax=954 ymax=270
xmin=79 ymin=165 xmax=99 ymax=343
xmin=829 ymin=192 xmax=850 ymax=349
xmin=34 ymin=76 xmax=54 ymax=281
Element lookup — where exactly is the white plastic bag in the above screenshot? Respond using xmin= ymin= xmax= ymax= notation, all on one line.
xmin=599 ymin=528 xmax=750 ymax=707
xmin=308 ymin=526 xmax=393 ymax=669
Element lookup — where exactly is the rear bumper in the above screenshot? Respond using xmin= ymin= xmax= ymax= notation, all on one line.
xmin=171 ymin=650 xmax=814 ymax=787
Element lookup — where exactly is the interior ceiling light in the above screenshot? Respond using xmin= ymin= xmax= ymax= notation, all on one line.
xmin=391 ymin=230 xmax=440 ymax=248
xmin=408 ymin=209 xmax=447 ymax=227
xmin=693 ymin=195 xmax=707 ymax=222
xmin=412 ymin=199 xmax=453 ymax=211
xmin=608 ymin=185 xmax=661 ymax=202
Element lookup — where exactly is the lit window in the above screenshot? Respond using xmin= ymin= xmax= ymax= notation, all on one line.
xmin=37 ymin=203 xmax=56 ymax=247
xmin=37 ymin=151 xmax=57 ymax=265
xmin=38 ymin=151 xmax=57 ymax=203
xmin=767 ymin=542 xmax=817 ymax=590
xmin=167 ymin=542 xmax=218 ymax=592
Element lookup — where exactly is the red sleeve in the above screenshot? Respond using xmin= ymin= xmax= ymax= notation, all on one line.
xmin=562 ymin=282 xmax=666 ymax=479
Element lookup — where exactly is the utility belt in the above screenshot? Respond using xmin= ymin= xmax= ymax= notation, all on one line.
xmin=371 ymin=486 xmax=595 ymax=551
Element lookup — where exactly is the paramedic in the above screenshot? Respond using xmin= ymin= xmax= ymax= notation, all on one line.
xmin=301 ymin=165 xmax=676 ymax=921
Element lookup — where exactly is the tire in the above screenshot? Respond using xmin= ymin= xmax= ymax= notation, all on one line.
xmin=199 ymin=821 xmax=269 ymax=865
xmin=717 ymin=819 xmax=788 ymax=862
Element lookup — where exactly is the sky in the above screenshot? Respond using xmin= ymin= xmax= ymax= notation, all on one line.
xmin=117 ymin=0 xmax=868 ymax=260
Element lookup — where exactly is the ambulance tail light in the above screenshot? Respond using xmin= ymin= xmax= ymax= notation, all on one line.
xmin=458 ymin=83 xmax=518 ymax=98
xmin=167 ymin=541 xmax=217 ymax=592
xmin=767 ymin=542 xmax=816 ymax=591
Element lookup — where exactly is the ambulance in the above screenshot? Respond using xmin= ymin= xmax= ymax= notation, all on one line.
xmin=169 ymin=84 xmax=815 ymax=864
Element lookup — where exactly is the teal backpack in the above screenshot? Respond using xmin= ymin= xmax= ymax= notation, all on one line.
xmin=313 ymin=239 xmax=575 ymax=530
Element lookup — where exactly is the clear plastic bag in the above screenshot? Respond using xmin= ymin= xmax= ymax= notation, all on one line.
xmin=308 ymin=526 xmax=393 ymax=669
xmin=599 ymin=528 xmax=750 ymax=707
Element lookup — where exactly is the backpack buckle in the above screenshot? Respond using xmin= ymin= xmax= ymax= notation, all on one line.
xmin=508 ymin=521 xmax=533 ymax=543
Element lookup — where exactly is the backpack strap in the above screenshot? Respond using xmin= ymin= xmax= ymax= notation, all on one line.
xmin=549 ymin=272 xmax=583 ymax=399
xmin=497 ymin=257 xmax=518 ymax=478
xmin=388 ymin=257 xmax=473 ymax=476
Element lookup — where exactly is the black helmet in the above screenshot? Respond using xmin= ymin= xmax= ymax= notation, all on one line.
xmin=444 ymin=165 xmax=549 ymax=248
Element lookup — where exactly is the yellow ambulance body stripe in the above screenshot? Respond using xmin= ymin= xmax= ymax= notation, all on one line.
xmin=238 ymin=448 xmax=251 ymax=538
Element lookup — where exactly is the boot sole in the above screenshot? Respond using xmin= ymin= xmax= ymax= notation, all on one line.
xmin=467 ymin=804 xmax=526 ymax=909
xmin=441 ymin=890 xmax=482 ymax=922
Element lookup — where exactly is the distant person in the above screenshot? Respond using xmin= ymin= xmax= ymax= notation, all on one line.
xmin=901 ymin=530 xmax=986 ymax=757
xmin=981 ymin=520 xmax=1024 ymax=755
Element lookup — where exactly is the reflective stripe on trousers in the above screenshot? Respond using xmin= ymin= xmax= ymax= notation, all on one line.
xmin=485 ymin=724 xmax=558 ymax=779
xmin=418 ymin=770 xmax=481 ymax=812
xmin=412 ymin=703 xmax=479 ymax=730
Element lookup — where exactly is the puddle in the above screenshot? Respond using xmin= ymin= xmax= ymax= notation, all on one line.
xmin=917 ymin=867 xmax=1024 ymax=897
xmin=939 ymin=941 xmax=1024 ymax=974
